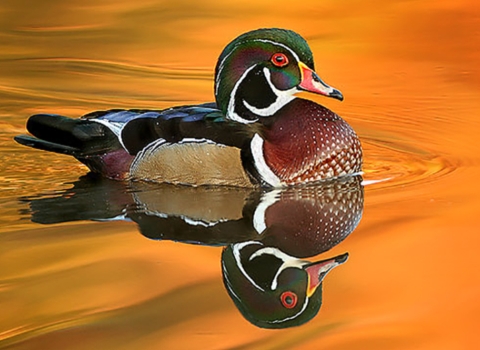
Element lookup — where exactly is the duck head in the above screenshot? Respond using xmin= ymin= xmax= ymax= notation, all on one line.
xmin=214 ymin=28 xmax=343 ymax=123
xmin=222 ymin=241 xmax=348 ymax=329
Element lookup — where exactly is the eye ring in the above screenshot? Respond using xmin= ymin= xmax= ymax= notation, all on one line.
xmin=271 ymin=53 xmax=289 ymax=67
xmin=280 ymin=291 xmax=298 ymax=309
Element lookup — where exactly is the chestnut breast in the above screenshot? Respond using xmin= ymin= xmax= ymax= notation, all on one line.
xmin=262 ymin=99 xmax=362 ymax=184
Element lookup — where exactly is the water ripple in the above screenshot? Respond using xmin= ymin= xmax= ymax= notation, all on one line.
xmin=2 ymin=57 xmax=211 ymax=80
xmin=362 ymin=135 xmax=457 ymax=190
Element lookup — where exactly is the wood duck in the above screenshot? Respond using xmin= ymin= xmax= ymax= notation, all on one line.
xmin=222 ymin=243 xmax=348 ymax=328
xmin=23 ymin=176 xmax=362 ymax=328
xmin=14 ymin=28 xmax=362 ymax=187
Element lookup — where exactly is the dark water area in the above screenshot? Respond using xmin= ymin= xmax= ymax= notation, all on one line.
xmin=1 ymin=0 xmax=479 ymax=349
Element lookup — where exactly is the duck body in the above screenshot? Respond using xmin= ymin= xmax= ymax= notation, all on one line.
xmin=15 ymin=28 xmax=362 ymax=187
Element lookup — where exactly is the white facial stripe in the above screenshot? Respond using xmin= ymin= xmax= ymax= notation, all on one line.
xmin=251 ymin=134 xmax=283 ymax=187
xmin=242 ymin=67 xmax=297 ymax=117
xmin=252 ymin=189 xmax=281 ymax=234
xmin=215 ymin=43 xmax=240 ymax=96
xmin=222 ymin=260 xmax=242 ymax=302
xmin=250 ymin=39 xmax=301 ymax=62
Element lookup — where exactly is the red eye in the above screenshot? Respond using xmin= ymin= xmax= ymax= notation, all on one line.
xmin=280 ymin=291 xmax=298 ymax=309
xmin=271 ymin=53 xmax=289 ymax=67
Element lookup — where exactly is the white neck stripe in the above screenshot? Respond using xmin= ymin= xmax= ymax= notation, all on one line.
xmin=252 ymin=189 xmax=281 ymax=233
xmin=251 ymin=134 xmax=283 ymax=187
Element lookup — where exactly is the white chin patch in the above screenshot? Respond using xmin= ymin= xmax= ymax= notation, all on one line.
xmin=242 ymin=67 xmax=297 ymax=117
xmin=227 ymin=65 xmax=298 ymax=123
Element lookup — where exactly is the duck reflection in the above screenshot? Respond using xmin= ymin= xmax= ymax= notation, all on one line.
xmin=223 ymin=244 xmax=348 ymax=329
xmin=21 ymin=175 xmax=363 ymax=328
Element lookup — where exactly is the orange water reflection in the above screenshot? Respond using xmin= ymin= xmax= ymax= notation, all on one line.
xmin=1 ymin=0 xmax=479 ymax=349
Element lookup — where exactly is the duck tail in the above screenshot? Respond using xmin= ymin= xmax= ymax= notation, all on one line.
xmin=14 ymin=114 xmax=121 ymax=157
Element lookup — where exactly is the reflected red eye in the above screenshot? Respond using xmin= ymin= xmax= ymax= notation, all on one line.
xmin=280 ymin=291 xmax=298 ymax=309
xmin=271 ymin=53 xmax=289 ymax=67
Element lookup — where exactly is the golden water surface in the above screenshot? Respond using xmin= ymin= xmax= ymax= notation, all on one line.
xmin=1 ymin=0 xmax=479 ymax=349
